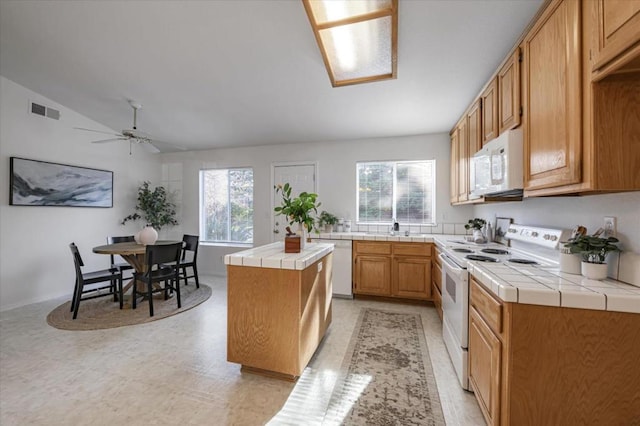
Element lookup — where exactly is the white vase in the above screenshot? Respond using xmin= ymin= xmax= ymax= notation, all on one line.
xmin=134 ymin=231 xmax=142 ymax=244
xmin=581 ymin=261 xmax=608 ymax=280
xmin=297 ymin=224 xmax=307 ymax=250
xmin=560 ymin=253 xmax=582 ymax=274
xmin=139 ymin=226 xmax=158 ymax=245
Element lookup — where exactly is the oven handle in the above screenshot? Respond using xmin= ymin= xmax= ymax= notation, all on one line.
xmin=439 ymin=253 xmax=468 ymax=281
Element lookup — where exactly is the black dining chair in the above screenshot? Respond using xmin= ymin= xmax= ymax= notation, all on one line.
xmin=69 ymin=242 xmax=123 ymax=320
xmin=178 ymin=234 xmax=200 ymax=288
xmin=132 ymin=242 xmax=182 ymax=317
xmin=107 ymin=235 xmax=135 ymax=277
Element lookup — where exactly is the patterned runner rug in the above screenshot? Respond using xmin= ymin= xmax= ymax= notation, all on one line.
xmin=323 ymin=308 xmax=445 ymax=425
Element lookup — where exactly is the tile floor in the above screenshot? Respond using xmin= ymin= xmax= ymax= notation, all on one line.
xmin=0 ymin=275 xmax=483 ymax=425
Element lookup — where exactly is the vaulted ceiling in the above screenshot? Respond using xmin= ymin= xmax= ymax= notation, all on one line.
xmin=0 ymin=0 xmax=542 ymax=151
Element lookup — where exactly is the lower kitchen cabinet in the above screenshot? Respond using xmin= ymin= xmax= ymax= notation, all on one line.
xmin=392 ymin=256 xmax=431 ymax=299
xmin=469 ymin=307 xmax=501 ymax=426
xmin=432 ymin=246 xmax=443 ymax=320
xmin=353 ymin=255 xmax=391 ymax=296
xmin=468 ymin=276 xmax=640 ymax=425
xmin=353 ymin=241 xmax=432 ymax=301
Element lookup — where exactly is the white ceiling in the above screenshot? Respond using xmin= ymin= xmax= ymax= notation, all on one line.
xmin=0 ymin=0 xmax=542 ymax=152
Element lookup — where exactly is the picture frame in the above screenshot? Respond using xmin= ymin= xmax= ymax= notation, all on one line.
xmin=495 ymin=217 xmax=513 ymax=245
xmin=9 ymin=157 xmax=113 ymax=207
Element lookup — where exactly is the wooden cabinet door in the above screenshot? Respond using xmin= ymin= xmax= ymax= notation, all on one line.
xmin=498 ymin=49 xmax=521 ymax=134
xmin=469 ymin=307 xmax=501 ymax=426
xmin=481 ymin=77 xmax=499 ymax=144
xmin=522 ymin=0 xmax=582 ymax=191
xmin=450 ymin=131 xmax=458 ymax=204
xmin=392 ymin=257 xmax=431 ymax=300
xmin=592 ymin=0 xmax=640 ymax=71
xmin=467 ymin=99 xmax=482 ymax=157
xmin=456 ymin=121 xmax=468 ymax=202
xmin=354 ymin=255 xmax=391 ymax=296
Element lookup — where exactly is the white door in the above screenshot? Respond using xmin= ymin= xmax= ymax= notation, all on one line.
xmin=272 ymin=163 xmax=316 ymax=242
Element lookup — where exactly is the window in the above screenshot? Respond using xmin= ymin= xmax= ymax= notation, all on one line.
xmin=200 ymin=168 xmax=253 ymax=244
xmin=357 ymin=160 xmax=435 ymax=225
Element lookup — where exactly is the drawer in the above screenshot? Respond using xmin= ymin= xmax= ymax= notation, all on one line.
xmin=433 ymin=247 xmax=442 ymax=266
xmin=393 ymin=243 xmax=431 ymax=257
xmin=354 ymin=241 xmax=392 ymax=255
xmin=432 ymin=261 xmax=442 ymax=292
xmin=470 ymin=277 xmax=502 ymax=335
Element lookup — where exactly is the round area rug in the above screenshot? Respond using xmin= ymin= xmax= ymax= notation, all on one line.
xmin=47 ymin=284 xmax=212 ymax=331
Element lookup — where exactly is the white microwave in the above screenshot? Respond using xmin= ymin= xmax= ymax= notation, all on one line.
xmin=470 ymin=128 xmax=523 ymax=198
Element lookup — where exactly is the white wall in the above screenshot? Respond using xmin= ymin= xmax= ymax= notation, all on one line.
xmin=161 ymin=134 xmax=474 ymax=275
xmin=0 ymin=77 xmax=161 ymax=311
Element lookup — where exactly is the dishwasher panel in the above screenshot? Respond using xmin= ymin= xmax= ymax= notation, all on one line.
xmin=326 ymin=239 xmax=353 ymax=298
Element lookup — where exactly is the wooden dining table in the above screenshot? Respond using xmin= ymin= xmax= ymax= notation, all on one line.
xmin=93 ymin=240 xmax=180 ymax=295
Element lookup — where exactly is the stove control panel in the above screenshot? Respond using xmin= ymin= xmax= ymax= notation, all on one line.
xmin=505 ymin=224 xmax=569 ymax=249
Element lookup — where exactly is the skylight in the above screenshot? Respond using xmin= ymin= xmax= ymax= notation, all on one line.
xmin=302 ymin=0 xmax=398 ymax=87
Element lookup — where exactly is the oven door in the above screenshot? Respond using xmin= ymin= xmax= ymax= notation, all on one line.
xmin=439 ymin=253 xmax=469 ymax=348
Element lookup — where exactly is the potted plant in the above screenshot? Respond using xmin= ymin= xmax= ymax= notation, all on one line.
xmin=465 ymin=218 xmax=487 ymax=242
xmin=274 ymin=183 xmax=321 ymax=249
xmin=318 ymin=210 xmax=338 ymax=233
xmin=122 ymin=181 xmax=178 ymax=244
xmin=564 ymin=234 xmax=621 ymax=280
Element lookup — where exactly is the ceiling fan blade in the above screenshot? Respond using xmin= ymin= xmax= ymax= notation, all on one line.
xmin=75 ymin=127 xmax=122 ymax=136
xmin=141 ymin=142 xmax=161 ymax=153
xmin=91 ymin=138 xmax=128 ymax=144
xmin=148 ymin=140 xmax=187 ymax=151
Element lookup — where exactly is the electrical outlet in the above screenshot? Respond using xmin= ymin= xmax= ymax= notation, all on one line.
xmin=604 ymin=216 xmax=616 ymax=238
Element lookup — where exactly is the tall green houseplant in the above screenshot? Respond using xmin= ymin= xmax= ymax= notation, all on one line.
xmin=274 ymin=183 xmax=321 ymax=234
xmin=122 ymin=181 xmax=178 ymax=231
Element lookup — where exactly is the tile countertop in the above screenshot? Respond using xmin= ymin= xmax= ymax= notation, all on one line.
xmin=311 ymin=232 xmax=464 ymax=243
xmin=224 ymin=242 xmax=334 ymax=270
xmin=467 ymin=261 xmax=640 ymax=315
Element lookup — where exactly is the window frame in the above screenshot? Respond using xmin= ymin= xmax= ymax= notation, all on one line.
xmin=356 ymin=159 xmax=436 ymax=226
xmin=199 ymin=167 xmax=254 ymax=246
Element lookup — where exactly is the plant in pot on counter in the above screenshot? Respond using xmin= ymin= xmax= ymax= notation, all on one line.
xmin=318 ymin=210 xmax=338 ymax=233
xmin=564 ymin=234 xmax=621 ymax=280
xmin=274 ymin=183 xmax=321 ymax=245
xmin=122 ymin=181 xmax=178 ymax=244
xmin=465 ymin=218 xmax=487 ymax=242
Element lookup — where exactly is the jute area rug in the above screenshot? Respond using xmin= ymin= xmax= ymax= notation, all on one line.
xmin=323 ymin=308 xmax=445 ymax=425
xmin=46 ymin=283 xmax=211 ymax=331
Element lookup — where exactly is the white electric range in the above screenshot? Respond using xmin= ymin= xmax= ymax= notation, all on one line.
xmin=439 ymin=224 xmax=568 ymax=390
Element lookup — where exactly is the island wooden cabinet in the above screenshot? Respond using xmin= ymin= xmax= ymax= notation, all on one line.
xmin=353 ymin=241 xmax=432 ymax=301
xmin=468 ymin=276 xmax=640 ymax=425
xmin=522 ymin=0 xmax=582 ymax=191
xmin=497 ymin=48 xmax=521 ymax=134
xmin=591 ymin=0 xmax=640 ymax=74
xmin=481 ymin=77 xmax=498 ymax=144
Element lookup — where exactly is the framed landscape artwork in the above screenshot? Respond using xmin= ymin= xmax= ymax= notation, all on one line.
xmin=10 ymin=157 xmax=113 ymax=207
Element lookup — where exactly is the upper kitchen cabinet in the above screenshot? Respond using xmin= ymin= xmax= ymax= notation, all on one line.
xmin=481 ymin=78 xmax=499 ymax=144
xmin=456 ymin=118 xmax=469 ymax=203
xmin=522 ymin=0 xmax=582 ymax=191
xmin=450 ymin=130 xmax=459 ymax=204
xmin=591 ymin=0 xmax=640 ymax=78
xmin=498 ymin=49 xmax=521 ymax=134
xmin=468 ymin=99 xmax=483 ymax=157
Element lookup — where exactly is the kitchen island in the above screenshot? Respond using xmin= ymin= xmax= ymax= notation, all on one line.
xmin=224 ymin=242 xmax=334 ymax=380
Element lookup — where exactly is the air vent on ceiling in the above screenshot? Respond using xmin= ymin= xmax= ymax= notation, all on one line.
xmin=30 ymin=101 xmax=60 ymax=120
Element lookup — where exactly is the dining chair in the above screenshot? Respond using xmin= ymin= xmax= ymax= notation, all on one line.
xmin=107 ymin=235 xmax=135 ymax=277
xmin=69 ymin=242 xmax=123 ymax=320
xmin=132 ymin=242 xmax=182 ymax=317
xmin=178 ymin=234 xmax=200 ymax=288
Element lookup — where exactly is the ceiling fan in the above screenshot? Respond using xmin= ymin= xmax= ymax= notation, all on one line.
xmin=75 ymin=100 xmax=177 ymax=154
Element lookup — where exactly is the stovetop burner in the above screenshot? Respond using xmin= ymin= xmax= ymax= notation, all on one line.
xmin=466 ymin=254 xmax=499 ymax=262
xmin=481 ymin=248 xmax=510 ymax=255
xmin=453 ymin=248 xmax=474 ymax=253
xmin=509 ymin=259 xmax=539 ymax=265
